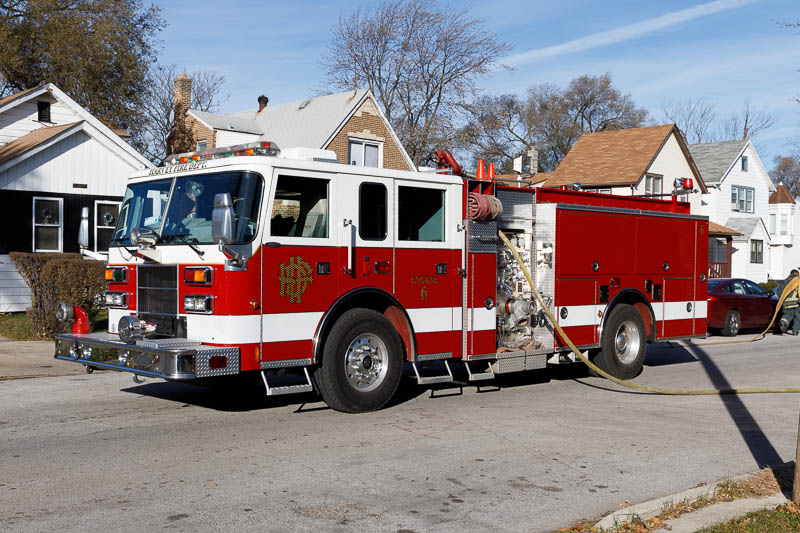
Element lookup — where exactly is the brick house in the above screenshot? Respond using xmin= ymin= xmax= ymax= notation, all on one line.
xmin=167 ymin=75 xmax=415 ymax=171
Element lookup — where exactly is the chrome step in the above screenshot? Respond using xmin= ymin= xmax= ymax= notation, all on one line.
xmin=412 ymin=360 xmax=454 ymax=385
xmin=464 ymin=360 xmax=495 ymax=381
xmin=261 ymin=367 xmax=313 ymax=396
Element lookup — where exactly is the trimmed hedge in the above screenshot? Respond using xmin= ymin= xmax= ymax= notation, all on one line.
xmin=9 ymin=252 xmax=105 ymax=338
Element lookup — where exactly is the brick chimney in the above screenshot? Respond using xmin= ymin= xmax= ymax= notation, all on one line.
xmin=174 ymin=74 xmax=192 ymax=130
xmin=167 ymin=74 xmax=193 ymax=155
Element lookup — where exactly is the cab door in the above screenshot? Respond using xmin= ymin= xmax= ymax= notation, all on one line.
xmin=392 ymin=179 xmax=463 ymax=358
xmin=336 ymin=174 xmax=394 ymax=296
xmin=260 ymin=168 xmax=339 ymax=363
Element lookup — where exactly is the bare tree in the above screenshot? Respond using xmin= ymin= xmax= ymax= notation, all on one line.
xmin=137 ymin=64 xmax=228 ymax=163
xmin=661 ymin=98 xmax=717 ymax=144
xmin=457 ymin=74 xmax=648 ymax=171
xmin=770 ymin=154 xmax=800 ymax=198
xmin=719 ymin=99 xmax=776 ymax=140
xmin=320 ymin=0 xmax=510 ymax=166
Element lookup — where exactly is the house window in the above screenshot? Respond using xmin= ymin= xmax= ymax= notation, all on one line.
xmin=37 ymin=101 xmax=51 ymax=123
xmin=398 ymin=186 xmax=444 ymax=242
xmin=731 ymin=185 xmax=754 ymax=213
xmin=348 ymin=139 xmax=380 ymax=168
xmin=750 ymin=239 xmax=763 ymax=264
xmin=95 ymin=201 xmax=120 ymax=252
xmin=645 ymin=175 xmax=662 ymax=197
xmin=781 ymin=213 xmax=788 ymax=235
xmin=741 ymin=156 xmax=748 ymax=172
xmin=770 ymin=214 xmax=776 ymax=234
xmin=33 ymin=197 xmax=62 ymax=252
xmin=197 ymin=140 xmax=207 ymax=151
xmin=359 ymin=182 xmax=387 ymax=241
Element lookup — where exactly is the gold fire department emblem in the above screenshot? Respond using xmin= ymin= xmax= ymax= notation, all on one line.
xmin=278 ymin=256 xmax=314 ymax=303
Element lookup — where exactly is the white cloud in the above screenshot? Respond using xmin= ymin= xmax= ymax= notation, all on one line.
xmin=504 ymin=0 xmax=761 ymax=67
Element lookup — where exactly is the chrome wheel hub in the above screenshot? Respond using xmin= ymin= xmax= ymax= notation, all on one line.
xmin=614 ymin=320 xmax=641 ymax=365
xmin=345 ymin=334 xmax=387 ymax=392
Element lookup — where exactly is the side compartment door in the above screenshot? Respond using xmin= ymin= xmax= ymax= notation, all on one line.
xmin=336 ymin=174 xmax=394 ymax=297
xmin=393 ymin=180 xmax=463 ymax=359
xmin=260 ymin=168 xmax=339 ymax=364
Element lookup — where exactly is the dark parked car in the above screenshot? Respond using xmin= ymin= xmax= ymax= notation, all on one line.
xmin=707 ymin=278 xmax=778 ymax=336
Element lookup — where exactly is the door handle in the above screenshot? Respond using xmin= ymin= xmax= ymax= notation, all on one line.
xmin=343 ymin=218 xmax=354 ymax=276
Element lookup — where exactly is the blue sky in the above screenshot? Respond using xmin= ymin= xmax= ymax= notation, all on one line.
xmin=158 ymin=0 xmax=799 ymax=166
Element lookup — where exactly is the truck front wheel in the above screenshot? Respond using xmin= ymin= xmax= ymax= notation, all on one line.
xmin=596 ymin=304 xmax=646 ymax=380
xmin=314 ymin=308 xmax=403 ymax=413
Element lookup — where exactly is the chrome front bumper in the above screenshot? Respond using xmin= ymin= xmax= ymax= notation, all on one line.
xmin=54 ymin=333 xmax=240 ymax=380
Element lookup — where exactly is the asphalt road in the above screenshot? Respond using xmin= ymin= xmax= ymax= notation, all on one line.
xmin=2 ymin=334 xmax=800 ymax=532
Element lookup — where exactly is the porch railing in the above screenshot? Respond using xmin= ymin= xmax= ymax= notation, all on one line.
xmin=709 ymin=262 xmax=729 ymax=278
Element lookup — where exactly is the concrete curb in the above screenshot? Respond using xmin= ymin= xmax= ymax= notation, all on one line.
xmin=594 ymin=470 xmax=774 ymax=530
xmin=665 ymin=493 xmax=788 ymax=533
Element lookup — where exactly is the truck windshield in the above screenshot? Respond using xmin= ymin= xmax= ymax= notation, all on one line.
xmin=111 ymin=171 xmax=263 ymax=246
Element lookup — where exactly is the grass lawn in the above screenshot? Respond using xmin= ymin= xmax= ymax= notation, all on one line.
xmin=697 ymin=503 xmax=800 ymax=532
xmin=0 ymin=310 xmax=108 ymax=341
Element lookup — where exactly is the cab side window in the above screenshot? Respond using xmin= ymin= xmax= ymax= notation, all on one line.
xmin=359 ymin=182 xmax=387 ymax=241
xmin=271 ymin=175 xmax=329 ymax=238
xmin=397 ymin=186 xmax=444 ymax=242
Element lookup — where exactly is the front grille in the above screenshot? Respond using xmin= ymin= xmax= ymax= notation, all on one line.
xmin=138 ymin=265 xmax=178 ymax=315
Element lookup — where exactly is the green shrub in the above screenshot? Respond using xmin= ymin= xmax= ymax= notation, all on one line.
xmin=9 ymin=253 xmax=105 ymax=338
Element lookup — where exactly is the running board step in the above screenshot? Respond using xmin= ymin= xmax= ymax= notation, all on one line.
xmin=412 ymin=360 xmax=454 ymax=385
xmin=261 ymin=367 xmax=313 ymax=396
xmin=464 ymin=360 xmax=495 ymax=381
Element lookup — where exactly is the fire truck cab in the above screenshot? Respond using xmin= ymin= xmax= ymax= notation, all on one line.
xmin=55 ymin=141 xmax=709 ymax=413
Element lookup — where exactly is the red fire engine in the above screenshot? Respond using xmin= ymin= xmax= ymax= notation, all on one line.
xmin=55 ymin=142 xmax=708 ymax=413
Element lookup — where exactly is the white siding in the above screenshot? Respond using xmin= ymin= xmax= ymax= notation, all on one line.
xmin=632 ymin=132 xmax=703 ymax=213
xmin=216 ymin=130 xmax=260 ymax=147
xmin=702 ymin=144 xmax=772 ymax=227
xmin=0 ymin=255 xmax=30 ymax=312
xmin=731 ymin=222 xmax=770 ymax=283
xmin=768 ymin=202 xmax=800 ymax=280
xmin=0 ymin=131 xmax=134 ymax=195
xmin=0 ymin=97 xmax=81 ymax=146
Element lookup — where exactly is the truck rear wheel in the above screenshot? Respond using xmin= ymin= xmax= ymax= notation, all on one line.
xmin=314 ymin=308 xmax=403 ymax=413
xmin=596 ymin=304 xmax=646 ymax=380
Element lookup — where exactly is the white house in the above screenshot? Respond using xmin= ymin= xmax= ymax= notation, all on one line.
xmin=541 ymin=124 xmax=707 ymax=213
xmin=767 ymin=184 xmax=800 ymax=280
xmin=689 ymin=139 xmax=775 ymax=282
xmin=0 ymin=84 xmax=152 ymax=311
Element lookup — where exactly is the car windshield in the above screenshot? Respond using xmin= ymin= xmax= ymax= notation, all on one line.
xmin=111 ymin=171 xmax=263 ymax=246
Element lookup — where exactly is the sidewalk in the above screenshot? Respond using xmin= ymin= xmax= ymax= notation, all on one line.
xmin=0 ymin=336 xmax=84 ymax=380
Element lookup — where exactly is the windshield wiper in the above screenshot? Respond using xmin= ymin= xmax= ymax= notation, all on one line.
xmin=163 ymin=233 xmax=205 ymax=258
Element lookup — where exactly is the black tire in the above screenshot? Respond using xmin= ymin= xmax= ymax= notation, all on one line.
xmin=595 ymin=304 xmax=646 ymax=380
xmin=720 ymin=309 xmax=740 ymax=337
xmin=313 ymin=308 xmax=403 ymax=413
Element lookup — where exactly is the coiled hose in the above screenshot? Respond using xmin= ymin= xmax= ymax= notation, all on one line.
xmin=498 ymin=230 xmax=800 ymax=395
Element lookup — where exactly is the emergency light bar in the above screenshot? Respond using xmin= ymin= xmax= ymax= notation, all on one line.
xmin=673 ymin=177 xmax=693 ymax=191
xmin=164 ymin=141 xmax=280 ymax=166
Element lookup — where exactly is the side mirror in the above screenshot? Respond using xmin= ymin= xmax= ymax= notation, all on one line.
xmin=78 ymin=207 xmax=89 ymax=249
xmin=212 ymin=193 xmax=235 ymax=245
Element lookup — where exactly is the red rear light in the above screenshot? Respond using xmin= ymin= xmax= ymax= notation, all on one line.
xmin=707 ymin=295 xmax=718 ymax=302
xmin=209 ymin=356 xmax=227 ymax=369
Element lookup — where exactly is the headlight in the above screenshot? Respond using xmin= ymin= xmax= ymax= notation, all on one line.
xmin=183 ymin=295 xmax=212 ymax=313
xmin=104 ymin=291 xmax=127 ymax=308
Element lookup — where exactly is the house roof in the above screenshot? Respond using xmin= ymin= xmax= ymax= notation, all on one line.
xmin=543 ymin=124 xmax=705 ymax=191
xmin=228 ymin=89 xmax=371 ymax=149
xmin=188 ymin=89 xmax=416 ymax=170
xmin=189 ymin=110 xmax=263 ymax=135
xmin=0 ymin=86 xmax=42 ymax=108
xmin=724 ymin=217 xmax=768 ymax=241
xmin=688 ymin=140 xmax=747 ymax=183
xmin=769 ymin=183 xmax=795 ymax=204
xmin=0 ymin=122 xmax=80 ymax=166
xmin=0 ymin=83 xmax=151 ymax=168
xmin=708 ymin=221 xmax=742 ymax=236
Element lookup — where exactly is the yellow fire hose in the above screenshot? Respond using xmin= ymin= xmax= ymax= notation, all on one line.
xmin=498 ymin=230 xmax=800 ymax=395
